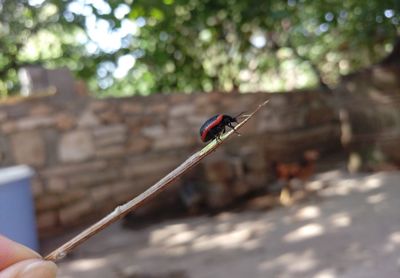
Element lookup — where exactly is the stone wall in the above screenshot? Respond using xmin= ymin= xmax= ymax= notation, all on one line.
xmin=0 ymin=90 xmax=341 ymax=237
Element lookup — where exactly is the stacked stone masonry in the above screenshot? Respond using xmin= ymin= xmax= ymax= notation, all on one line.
xmin=0 ymin=91 xmax=341 ymax=237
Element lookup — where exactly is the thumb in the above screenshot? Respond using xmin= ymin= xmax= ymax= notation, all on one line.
xmin=0 ymin=258 xmax=57 ymax=278
xmin=0 ymin=235 xmax=57 ymax=278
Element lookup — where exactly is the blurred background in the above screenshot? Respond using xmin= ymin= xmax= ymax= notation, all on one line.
xmin=1 ymin=0 xmax=400 ymax=277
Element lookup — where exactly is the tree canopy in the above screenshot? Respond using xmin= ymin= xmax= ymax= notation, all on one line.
xmin=0 ymin=0 xmax=399 ymax=96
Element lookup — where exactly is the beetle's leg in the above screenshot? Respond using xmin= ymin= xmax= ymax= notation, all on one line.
xmin=228 ymin=123 xmax=241 ymax=136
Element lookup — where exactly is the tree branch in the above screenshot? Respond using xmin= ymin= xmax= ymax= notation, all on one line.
xmin=266 ymin=32 xmax=331 ymax=92
xmin=286 ymin=39 xmax=331 ymax=92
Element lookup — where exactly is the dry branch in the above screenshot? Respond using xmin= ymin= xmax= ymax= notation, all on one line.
xmin=45 ymin=99 xmax=269 ymax=262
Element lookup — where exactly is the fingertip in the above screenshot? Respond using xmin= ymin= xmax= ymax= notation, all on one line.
xmin=0 ymin=259 xmax=58 ymax=278
xmin=19 ymin=260 xmax=58 ymax=278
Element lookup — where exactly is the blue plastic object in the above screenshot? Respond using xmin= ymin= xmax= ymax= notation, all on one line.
xmin=0 ymin=165 xmax=38 ymax=251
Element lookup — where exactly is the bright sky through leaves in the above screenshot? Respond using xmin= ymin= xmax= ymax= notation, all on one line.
xmin=1 ymin=0 xmax=399 ymax=96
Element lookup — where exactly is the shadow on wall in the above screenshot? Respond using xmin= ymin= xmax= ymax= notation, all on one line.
xmin=336 ymin=62 xmax=400 ymax=172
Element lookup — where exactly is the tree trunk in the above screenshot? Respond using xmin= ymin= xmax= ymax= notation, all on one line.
xmin=380 ymin=37 xmax=400 ymax=66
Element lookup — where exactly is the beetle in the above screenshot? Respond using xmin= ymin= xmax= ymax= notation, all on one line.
xmin=199 ymin=113 xmax=242 ymax=142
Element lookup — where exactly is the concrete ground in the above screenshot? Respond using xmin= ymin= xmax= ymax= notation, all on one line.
xmin=51 ymin=170 xmax=400 ymax=278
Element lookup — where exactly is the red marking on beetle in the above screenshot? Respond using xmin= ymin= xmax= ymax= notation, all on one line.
xmin=201 ymin=114 xmax=224 ymax=142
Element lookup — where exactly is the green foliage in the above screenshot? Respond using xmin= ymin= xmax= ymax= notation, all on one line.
xmin=0 ymin=0 xmax=399 ymax=96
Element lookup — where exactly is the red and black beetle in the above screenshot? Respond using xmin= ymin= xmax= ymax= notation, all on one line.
xmin=199 ymin=113 xmax=241 ymax=142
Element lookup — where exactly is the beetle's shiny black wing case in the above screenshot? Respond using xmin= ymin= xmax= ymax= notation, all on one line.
xmin=199 ymin=114 xmax=220 ymax=137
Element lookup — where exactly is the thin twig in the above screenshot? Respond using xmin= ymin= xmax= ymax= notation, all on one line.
xmin=45 ymin=99 xmax=269 ymax=262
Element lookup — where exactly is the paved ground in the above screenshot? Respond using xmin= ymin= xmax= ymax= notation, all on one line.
xmin=51 ymin=170 xmax=400 ymax=278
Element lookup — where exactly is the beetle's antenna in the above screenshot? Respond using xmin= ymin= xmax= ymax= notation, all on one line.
xmin=233 ymin=111 xmax=246 ymax=121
